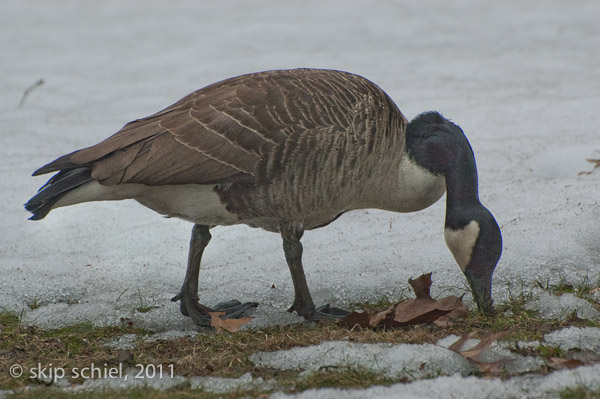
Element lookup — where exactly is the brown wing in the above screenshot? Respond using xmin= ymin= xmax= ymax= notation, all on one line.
xmin=34 ymin=69 xmax=374 ymax=186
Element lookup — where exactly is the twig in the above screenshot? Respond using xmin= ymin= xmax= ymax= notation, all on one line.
xmin=18 ymin=78 xmax=45 ymax=108
xmin=578 ymin=158 xmax=600 ymax=175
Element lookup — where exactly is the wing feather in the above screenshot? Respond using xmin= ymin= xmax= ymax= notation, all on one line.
xmin=35 ymin=69 xmax=394 ymax=187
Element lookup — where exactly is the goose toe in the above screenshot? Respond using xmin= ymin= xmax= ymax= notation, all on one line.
xmin=173 ymin=294 xmax=257 ymax=327
xmin=289 ymin=303 xmax=350 ymax=321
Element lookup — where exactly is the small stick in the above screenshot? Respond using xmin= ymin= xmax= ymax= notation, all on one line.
xmin=18 ymin=78 xmax=45 ymax=108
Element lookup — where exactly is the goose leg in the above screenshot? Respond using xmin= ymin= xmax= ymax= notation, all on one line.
xmin=280 ymin=222 xmax=350 ymax=321
xmin=171 ymin=224 xmax=257 ymax=326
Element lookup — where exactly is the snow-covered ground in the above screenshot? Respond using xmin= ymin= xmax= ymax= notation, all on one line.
xmin=1 ymin=0 xmax=599 ymax=397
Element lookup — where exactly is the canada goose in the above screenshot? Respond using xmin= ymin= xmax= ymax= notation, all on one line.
xmin=25 ymin=68 xmax=502 ymax=325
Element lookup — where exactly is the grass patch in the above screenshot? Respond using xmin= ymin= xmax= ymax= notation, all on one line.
xmin=292 ymin=367 xmax=401 ymax=391
xmin=536 ymin=273 xmax=600 ymax=305
xmin=135 ymin=290 xmax=159 ymax=314
xmin=136 ymin=306 xmax=159 ymax=314
xmin=5 ymin=387 xmax=240 ymax=399
xmin=2 ymin=290 xmax=599 ymax=394
xmin=0 ymin=313 xmax=148 ymax=389
xmin=558 ymin=386 xmax=600 ymax=399
xmin=27 ymin=299 xmax=40 ymax=311
xmin=134 ymin=321 xmax=443 ymax=379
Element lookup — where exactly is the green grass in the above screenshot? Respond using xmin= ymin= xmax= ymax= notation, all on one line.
xmin=136 ymin=306 xmax=159 ymax=314
xmin=536 ymin=273 xmax=600 ymax=305
xmin=26 ymin=299 xmax=40 ymax=311
xmin=2 ymin=288 xmax=600 ymax=396
xmin=0 ymin=313 xmax=148 ymax=389
xmin=5 ymin=387 xmax=238 ymax=399
xmin=558 ymin=386 xmax=600 ymax=399
xmin=292 ymin=367 xmax=402 ymax=391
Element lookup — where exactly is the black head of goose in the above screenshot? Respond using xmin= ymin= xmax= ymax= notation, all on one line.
xmin=25 ymin=68 xmax=502 ymax=324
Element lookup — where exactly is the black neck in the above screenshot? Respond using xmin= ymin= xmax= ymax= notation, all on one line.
xmin=444 ymin=153 xmax=481 ymax=228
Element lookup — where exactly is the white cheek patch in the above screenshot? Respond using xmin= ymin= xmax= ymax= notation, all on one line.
xmin=444 ymin=220 xmax=480 ymax=271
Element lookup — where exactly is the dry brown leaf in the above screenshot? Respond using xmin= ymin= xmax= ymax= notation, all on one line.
xmin=338 ymin=272 xmax=468 ymax=329
xmin=472 ymin=359 xmax=508 ymax=375
xmin=386 ymin=298 xmax=451 ymax=327
xmin=408 ymin=272 xmax=433 ymax=299
xmin=337 ymin=310 xmax=378 ymax=329
xmin=393 ymin=296 xmax=467 ymax=326
xmin=449 ymin=331 xmax=476 ymax=352
xmin=434 ymin=303 xmax=470 ymax=327
xmin=370 ymin=307 xmax=395 ymax=326
xmin=547 ymin=357 xmax=584 ymax=370
xmin=459 ymin=331 xmax=508 ymax=360
xmin=337 ymin=306 xmax=394 ymax=329
xmin=209 ymin=311 xmax=253 ymax=333
xmin=450 ymin=331 xmax=509 ymax=375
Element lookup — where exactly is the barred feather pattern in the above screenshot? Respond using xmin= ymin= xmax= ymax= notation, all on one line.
xmin=33 ymin=69 xmax=408 ymax=230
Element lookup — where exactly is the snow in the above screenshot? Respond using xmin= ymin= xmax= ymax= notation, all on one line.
xmin=544 ymin=327 xmax=600 ymax=352
xmin=1 ymin=0 xmax=600 ymax=396
xmin=272 ymin=364 xmax=600 ymax=399
xmin=526 ymin=292 xmax=600 ymax=321
xmin=189 ymin=373 xmax=276 ymax=394
xmin=249 ymin=341 xmax=474 ymax=379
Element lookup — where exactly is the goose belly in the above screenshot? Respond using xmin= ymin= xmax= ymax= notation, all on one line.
xmin=55 ymin=181 xmax=241 ymax=226
xmin=132 ymin=184 xmax=241 ymax=225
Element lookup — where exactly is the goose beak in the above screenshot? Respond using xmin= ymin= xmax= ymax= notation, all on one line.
xmin=445 ymin=208 xmax=502 ymax=315
xmin=464 ymin=259 xmax=496 ymax=315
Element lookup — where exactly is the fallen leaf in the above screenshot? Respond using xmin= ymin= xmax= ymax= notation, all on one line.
xmin=337 ymin=310 xmax=378 ymax=329
xmin=387 ymin=299 xmax=449 ymax=327
xmin=547 ymin=357 xmax=584 ymax=370
xmin=209 ymin=311 xmax=253 ymax=333
xmin=473 ymin=359 xmax=507 ymax=375
xmin=449 ymin=331 xmax=476 ymax=352
xmin=338 ymin=272 xmax=468 ymax=329
xmin=394 ymin=296 xmax=467 ymax=326
xmin=449 ymin=331 xmax=509 ymax=375
xmin=337 ymin=307 xmax=393 ymax=329
xmin=408 ymin=273 xmax=433 ymax=299
xmin=459 ymin=331 xmax=508 ymax=359
xmin=434 ymin=302 xmax=469 ymax=327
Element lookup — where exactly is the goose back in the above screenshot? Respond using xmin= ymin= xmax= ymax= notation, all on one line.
xmin=36 ymin=69 xmax=411 ymax=229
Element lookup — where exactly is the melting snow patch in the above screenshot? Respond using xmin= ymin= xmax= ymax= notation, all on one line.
xmin=525 ymin=292 xmax=600 ymax=321
xmin=104 ymin=334 xmax=139 ymax=350
xmin=592 ymin=290 xmax=600 ymax=304
xmin=270 ymin=364 xmax=600 ymax=399
xmin=437 ymin=335 xmax=545 ymax=374
xmin=189 ymin=372 xmax=276 ymax=393
xmin=544 ymin=327 xmax=600 ymax=352
xmin=71 ymin=368 xmax=187 ymax=392
xmin=249 ymin=340 xmax=474 ymax=380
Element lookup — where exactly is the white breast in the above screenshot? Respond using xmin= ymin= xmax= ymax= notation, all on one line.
xmin=374 ymin=156 xmax=446 ymax=213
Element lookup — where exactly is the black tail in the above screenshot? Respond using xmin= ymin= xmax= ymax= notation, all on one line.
xmin=25 ymin=167 xmax=92 ymax=220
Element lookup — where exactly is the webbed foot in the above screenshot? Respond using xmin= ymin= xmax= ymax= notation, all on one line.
xmin=172 ymin=292 xmax=257 ymax=327
xmin=288 ymin=302 xmax=350 ymax=321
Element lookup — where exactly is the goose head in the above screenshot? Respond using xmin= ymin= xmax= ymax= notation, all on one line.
xmin=406 ymin=112 xmax=502 ymax=315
